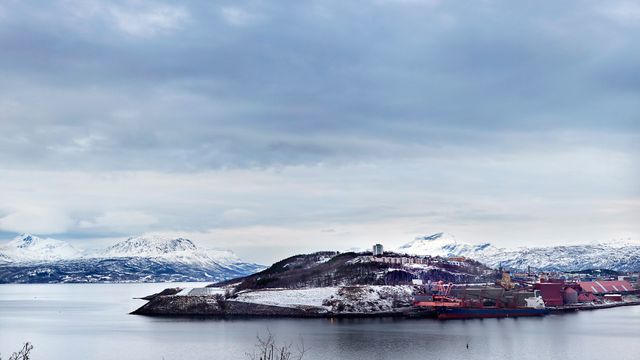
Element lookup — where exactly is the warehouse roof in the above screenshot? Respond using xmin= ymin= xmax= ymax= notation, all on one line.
xmin=578 ymin=280 xmax=634 ymax=294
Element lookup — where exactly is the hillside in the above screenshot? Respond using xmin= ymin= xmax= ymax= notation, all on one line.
xmin=134 ymin=250 xmax=498 ymax=317
xmin=397 ymin=232 xmax=640 ymax=272
xmin=0 ymin=234 xmax=264 ymax=283
xmin=212 ymin=251 xmax=498 ymax=291
xmin=0 ymin=234 xmax=83 ymax=262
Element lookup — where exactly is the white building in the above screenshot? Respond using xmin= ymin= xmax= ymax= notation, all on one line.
xmin=373 ymin=244 xmax=384 ymax=256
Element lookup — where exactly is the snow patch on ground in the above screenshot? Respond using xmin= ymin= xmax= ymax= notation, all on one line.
xmin=172 ymin=285 xmax=419 ymax=314
xmin=176 ymin=287 xmax=226 ymax=296
xmin=316 ymin=255 xmax=333 ymax=264
xmin=234 ymin=287 xmax=339 ymax=309
xmin=322 ymin=285 xmax=415 ymax=313
xmin=406 ymin=263 xmax=439 ymax=271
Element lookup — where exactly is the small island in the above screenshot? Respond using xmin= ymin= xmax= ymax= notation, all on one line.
xmin=132 ymin=248 xmax=640 ymax=319
xmin=132 ymin=250 xmax=495 ymax=317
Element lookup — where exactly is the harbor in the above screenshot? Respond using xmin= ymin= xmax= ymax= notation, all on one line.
xmin=4 ymin=282 xmax=640 ymax=360
xmin=411 ymin=272 xmax=640 ymax=320
xmin=131 ymin=246 xmax=640 ymax=320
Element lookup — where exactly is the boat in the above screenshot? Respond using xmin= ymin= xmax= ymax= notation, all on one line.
xmin=414 ymin=281 xmax=549 ymax=320
xmin=436 ymin=306 xmax=549 ymax=319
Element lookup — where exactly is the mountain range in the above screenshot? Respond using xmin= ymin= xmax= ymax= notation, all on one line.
xmin=397 ymin=232 xmax=640 ymax=272
xmin=0 ymin=234 xmax=264 ymax=283
xmin=2 ymin=231 xmax=638 ymax=283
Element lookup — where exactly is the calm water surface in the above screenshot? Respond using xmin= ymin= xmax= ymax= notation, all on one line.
xmin=1 ymin=283 xmax=639 ymax=360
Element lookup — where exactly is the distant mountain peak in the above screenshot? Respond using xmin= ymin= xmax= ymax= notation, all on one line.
xmin=2 ymin=233 xmax=82 ymax=262
xmin=416 ymin=232 xmax=450 ymax=241
xmin=397 ymin=232 xmax=494 ymax=257
xmin=397 ymin=232 xmax=639 ymax=272
xmin=0 ymin=233 xmax=266 ymax=283
xmin=101 ymin=235 xmax=199 ymax=258
xmin=12 ymin=233 xmax=40 ymax=248
xmin=592 ymin=236 xmax=639 ymax=248
xmin=97 ymin=234 xmax=252 ymax=268
xmin=398 ymin=232 xmax=456 ymax=249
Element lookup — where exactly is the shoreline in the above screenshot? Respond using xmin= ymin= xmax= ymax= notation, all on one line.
xmin=131 ymin=293 xmax=640 ymax=320
xmin=130 ymin=296 xmax=415 ymax=319
xmin=548 ymin=300 xmax=640 ymax=313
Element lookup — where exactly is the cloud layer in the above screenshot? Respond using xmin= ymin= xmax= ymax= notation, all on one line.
xmin=0 ymin=0 xmax=638 ymax=263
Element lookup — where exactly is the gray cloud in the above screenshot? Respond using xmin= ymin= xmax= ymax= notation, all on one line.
xmin=0 ymin=0 xmax=638 ymax=262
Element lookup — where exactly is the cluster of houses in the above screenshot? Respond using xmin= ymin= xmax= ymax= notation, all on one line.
xmin=368 ymin=243 xmax=469 ymax=266
xmin=370 ymin=243 xmax=432 ymax=265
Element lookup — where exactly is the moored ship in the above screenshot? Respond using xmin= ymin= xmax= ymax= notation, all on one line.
xmin=436 ymin=306 xmax=549 ymax=320
xmin=414 ymin=279 xmax=548 ymax=320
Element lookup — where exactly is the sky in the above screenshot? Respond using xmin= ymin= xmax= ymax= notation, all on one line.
xmin=0 ymin=0 xmax=638 ymax=264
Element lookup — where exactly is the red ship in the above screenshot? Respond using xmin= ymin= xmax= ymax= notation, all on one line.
xmin=413 ymin=281 xmax=548 ymax=320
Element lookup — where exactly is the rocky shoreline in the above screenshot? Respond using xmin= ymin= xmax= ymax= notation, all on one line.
xmin=131 ymin=295 xmax=413 ymax=318
xmin=131 ymin=285 xmax=417 ymax=318
xmin=132 ymin=296 xmax=321 ymax=317
xmin=131 ymin=286 xmax=640 ymax=319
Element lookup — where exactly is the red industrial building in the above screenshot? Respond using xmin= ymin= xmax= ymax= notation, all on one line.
xmin=604 ymin=294 xmax=623 ymax=302
xmin=577 ymin=292 xmax=598 ymax=302
xmin=563 ymin=287 xmax=578 ymax=305
xmin=578 ymin=280 xmax=635 ymax=294
xmin=533 ymin=280 xmax=636 ymax=307
xmin=534 ymin=282 xmax=564 ymax=306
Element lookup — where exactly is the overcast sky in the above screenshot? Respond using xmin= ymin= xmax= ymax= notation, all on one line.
xmin=0 ymin=0 xmax=638 ymax=264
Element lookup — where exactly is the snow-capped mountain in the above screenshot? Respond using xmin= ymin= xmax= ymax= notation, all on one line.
xmin=473 ymin=240 xmax=640 ymax=272
xmin=397 ymin=232 xmax=640 ymax=272
xmin=101 ymin=235 xmax=199 ymax=257
xmin=0 ymin=234 xmax=264 ymax=283
xmin=397 ymin=232 xmax=496 ymax=257
xmin=97 ymin=235 xmax=253 ymax=269
xmin=0 ymin=233 xmax=83 ymax=263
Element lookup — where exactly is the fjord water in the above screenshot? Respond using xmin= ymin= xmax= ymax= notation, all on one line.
xmin=1 ymin=284 xmax=638 ymax=360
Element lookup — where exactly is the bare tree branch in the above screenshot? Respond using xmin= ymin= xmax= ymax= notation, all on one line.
xmin=2 ymin=342 xmax=34 ymax=360
xmin=245 ymin=330 xmax=307 ymax=360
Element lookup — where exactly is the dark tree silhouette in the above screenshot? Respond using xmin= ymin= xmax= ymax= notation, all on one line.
xmin=1 ymin=342 xmax=33 ymax=360
xmin=246 ymin=331 xmax=307 ymax=360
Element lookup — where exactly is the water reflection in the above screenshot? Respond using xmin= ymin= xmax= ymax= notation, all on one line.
xmin=1 ymin=284 xmax=639 ymax=360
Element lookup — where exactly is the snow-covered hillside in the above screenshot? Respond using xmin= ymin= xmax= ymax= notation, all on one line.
xmin=396 ymin=232 xmax=640 ymax=272
xmin=0 ymin=234 xmax=264 ymax=283
xmin=473 ymin=241 xmax=640 ymax=272
xmin=398 ymin=232 xmax=496 ymax=258
xmin=232 ymin=285 xmax=415 ymax=313
xmin=100 ymin=235 xmax=198 ymax=257
xmin=98 ymin=235 xmax=243 ymax=267
xmin=0 ymin=234 xmax=83 ymax=263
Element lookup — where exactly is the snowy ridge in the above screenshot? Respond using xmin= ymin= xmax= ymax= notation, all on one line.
xmin=397 ymin=232 xmax=640 ymax=272
xmin=473 ymin=241 xmax=640 ymax=272
xmin=0 ymin=234 xmax=83 ymax=263
xmin=397 ymin=232 xmax=496 ymax=257
xmin=0 ymin=233 xmax=265 ymax=283
xmin=100 ymin=235 xmax=198 ymax=257
xmin=97 ymin=235 xmax=242 ymax=267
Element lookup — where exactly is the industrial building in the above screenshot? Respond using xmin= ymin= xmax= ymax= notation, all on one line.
xmin=531 ymin=280 xmax=637 ymax=307
xmin=534 ymin=282 xmax=565 ymax=306
xmin=578 ymin=280 xmax=635 ymax=294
